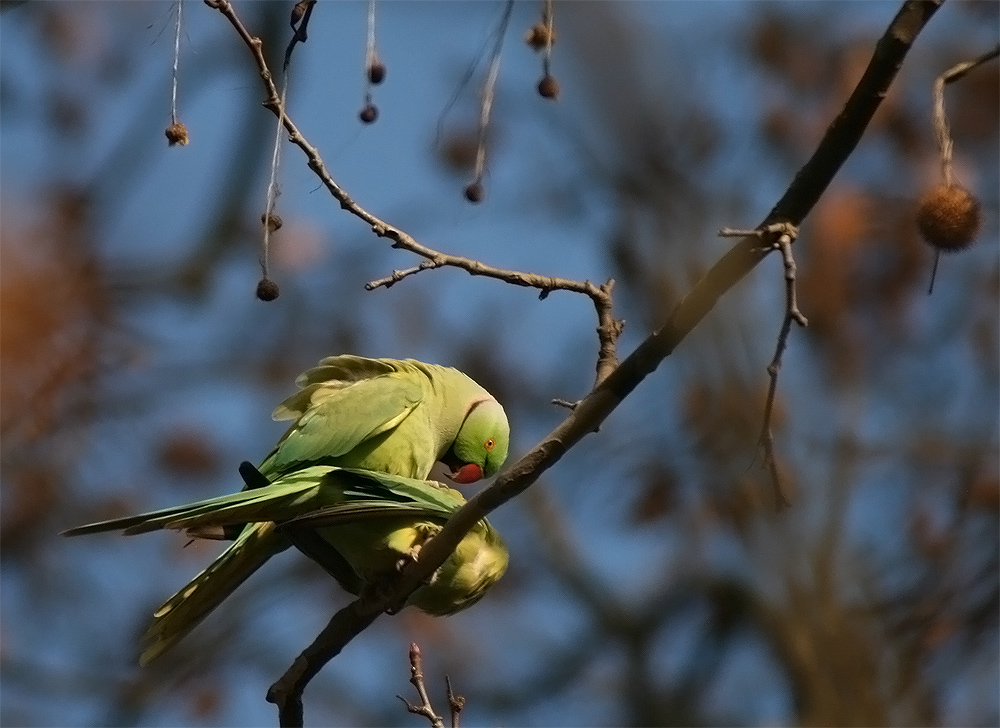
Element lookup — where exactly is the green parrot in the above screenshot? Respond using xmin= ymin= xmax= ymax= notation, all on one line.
xmin=64 ymin=465 xmax=508 ymax=664
xmin=63 ymin=355 xmax=510 ymax=664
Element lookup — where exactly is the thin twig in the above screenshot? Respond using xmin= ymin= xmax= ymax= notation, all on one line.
xmin=720 ymin=222 xmax=804 ymax=509
xmin=927 ymin=251 xmax=940 ymax=296
xmin=364 ymin=260 xmax=442 ymax=290
xmin=762 ymin=226 xmax=805 ymax=510
xmin=396 ymin=643 xmax=445 ymax=728
xmin=206 ymin=1 xmax=944 ymax=723
xmin=932 ymin=44 xmax=998 ymax=186
xmin=540 ymin=0 xmax=554 ymax=78
xmin=261 ymin=78 xmax=287 ymax=283
xmin=204 ymin=0 xmax=621 ymax=386
xmin=170 ymin=0 xmax=183 ymax=124
xmin=445 ymin=675 xmax=464 ymax=728
xmin=471 ymin=0 xmax=514 ymax=188
xmin=550 ymin=398 xmax=578 ymax=410
xmin=359 ymin=0 xmax=381 ymax=116
xmin=365 ymin=0 xmax=377 ymax=72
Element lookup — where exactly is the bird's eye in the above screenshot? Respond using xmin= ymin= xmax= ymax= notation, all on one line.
xmin=484 ymin=438 xmax=495 ymax=451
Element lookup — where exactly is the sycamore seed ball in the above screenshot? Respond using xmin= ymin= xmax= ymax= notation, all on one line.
xmin=538 ymin=75 xmax=559 ymax=100
xmin=367 ymin=61 xmax=386 ymax=85
xmin=916 ymin=184 xmax=982 ymax=253
xmin=256 ymin=277 xmax=280 ymax=301
xmin=464 ymin=182 xmax=485 ymax=203
xmin=165 ymin=122 xmax=189 ymax=146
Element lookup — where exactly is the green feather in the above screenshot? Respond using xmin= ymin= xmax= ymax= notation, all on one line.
xmin=263 ymin=375 xmax=423 ymax=474
xmin=139 ymin=522 xmax=287 ymax=666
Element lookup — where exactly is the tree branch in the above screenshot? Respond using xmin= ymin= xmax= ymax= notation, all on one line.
xmin=761 ymin=227 xmax=806 ymax=510
xmin=205 ymin=0 xmax=944 ymax=723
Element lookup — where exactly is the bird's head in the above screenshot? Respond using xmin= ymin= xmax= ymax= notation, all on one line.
xmin=442 ymin=398 xmax=510 ymax=484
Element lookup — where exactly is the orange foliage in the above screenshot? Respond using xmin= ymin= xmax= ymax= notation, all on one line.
xmin=0 ymin=191 xmax=106 ymax=446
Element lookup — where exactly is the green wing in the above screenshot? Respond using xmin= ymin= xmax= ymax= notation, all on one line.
xmin=337 ymin=467 xmax=464 ymax=512
xmin=283 ymin=355 xmax=403 ymax=393
xmin=262 ymin=365 xmax=425 ymax=476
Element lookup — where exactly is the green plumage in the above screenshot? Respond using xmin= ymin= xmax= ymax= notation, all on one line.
xmin=63 ymin=356 xmax=510 ymax=664
xmin=262 ymin=356 xmax=508 ymax=479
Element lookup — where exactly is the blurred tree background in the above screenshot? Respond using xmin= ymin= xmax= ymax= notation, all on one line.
xmin=1 ymin=1 xmax=997 ymax=726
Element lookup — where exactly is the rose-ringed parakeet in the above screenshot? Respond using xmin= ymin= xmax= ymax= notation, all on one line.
xmin=63 ymin=355 xmax=510 ymax=664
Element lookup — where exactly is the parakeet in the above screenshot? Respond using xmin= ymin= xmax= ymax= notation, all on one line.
xmin=64 ymin=465 xmax=508 ymax=664
xmin=63 ymin=355 xmax=510 ymax=664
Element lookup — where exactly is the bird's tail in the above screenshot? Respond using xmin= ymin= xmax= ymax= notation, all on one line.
xmin=139 ymin=522 xmax=287 ymax=666
xmin=61 ymin=466 xmax=334 ymax=664
xmin=61 ymin=468 xmax=328 ymax=537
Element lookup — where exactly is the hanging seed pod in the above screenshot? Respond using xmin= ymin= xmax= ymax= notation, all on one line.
xmin=261 ymin=213 xmax=283 ymax=233
xmin=537 ymin=74 xmax=559 ymax=100
xmin=165 ymin=122 xmax=189 ymax=146
xmin=367 ymin=60 xmax=387 ymax=84
xmin=916 ymin=183 xmax=982 ymax=253
xmin=256 ymin=277 xmax=280 ymax=301
xmin=464 ymin=181 xmax=485 ymax=203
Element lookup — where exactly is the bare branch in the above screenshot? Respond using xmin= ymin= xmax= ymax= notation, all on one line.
xmin=932 ymin=44 xmax=999 ymax=187
xmin=445 ymin=675 xmax=465 ymax=728
xmin=721 ymin=222 xmax=804 ymax=509
xmin=396 ymin=643 xmax=445 ymax=728
xmin=205 ymin=0 xmax=944 ymax=722
xmin=469 ymin=0 xmax=514 ymax=194
xmin=365 ymin=261 xmax=442 ymax=290
xmin=169 ymin=0 xmax=183 ymax=126
xmin=550 ymin=398 xmax=578 ymax=411
xmin=762 ymin=227 xmax=805 ymax=511
xmin=540 ymin=0 xmax=555 ymax=78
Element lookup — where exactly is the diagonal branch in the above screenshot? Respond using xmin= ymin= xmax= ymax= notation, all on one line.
xmin=205 ymin=0 xmax=943 ymax=724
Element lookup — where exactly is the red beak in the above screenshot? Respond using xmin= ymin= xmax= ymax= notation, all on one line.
xmin=448 ymin=463 xmax=484 ymax=484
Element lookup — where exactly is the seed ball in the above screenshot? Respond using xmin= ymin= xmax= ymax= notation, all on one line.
xmin=165 ymin=122 xmax=189 ymax=146
xmin=916 ymin=183 xmax=982 ymax=253
xmin=538 ymin=75 xmax=559 ymax=100
xmin=359 ymin=103 xmax=378 ymax=124
xmin=524 ymin=22 xmax=556 ymax=51
xmin=256 ymin=277 xmax=280 ymax=301
xmin=464 ymin=182 xmax=485 ymax=203
xmin=261 ymin=213 xmax=283 ymax=232
xmin=367 ymin=61 xmax=386 ymax=85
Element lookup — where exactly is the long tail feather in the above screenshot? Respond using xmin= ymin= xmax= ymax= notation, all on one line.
xmin=62 ymin=470 xmax=327 ymax=538
xmin=139 ymin=522 xmax=288 ymax=666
